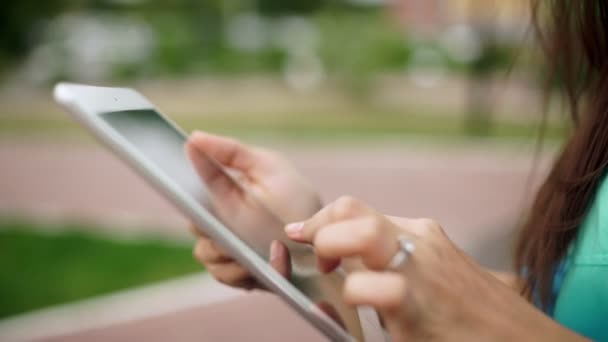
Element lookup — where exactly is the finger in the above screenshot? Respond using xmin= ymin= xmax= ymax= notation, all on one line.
xmin=193 ymin=238 xmax=234 ymax=264
xmin=285 ymin=196 xmax=370 ymax=243
xmin=269 ymin=240 xmax=292 ymax=278
xmin=314 ymin=217 xmax=404 ymax=270
xmin=187 ymin=131 xmax=256 ymax=171
xmin=186 ymin=138 xmax=241 ymax=199
xmin=344 ymin=272 xmax=407 ymax=314
xmin=207 ymin=261 xmax=253 ymax=286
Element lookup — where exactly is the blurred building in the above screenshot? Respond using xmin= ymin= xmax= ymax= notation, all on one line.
xmin=392 ymin=0 xmax=529 ymax=37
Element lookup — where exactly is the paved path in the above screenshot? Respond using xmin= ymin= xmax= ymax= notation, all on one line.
xmin=41 ymin=292 xmax=328 ymax=342
xmin=0 ymin=138 xmax=553 ymax=340
xmin=0 ymin=273 xmax=243 ymax=341
xmin=0 ymin=138 xmax=551 ymax=267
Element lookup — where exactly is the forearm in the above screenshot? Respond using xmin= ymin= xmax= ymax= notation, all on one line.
xmin=488 ymin=300 xmax=591 ymax=342
xmin=471 ymin=270 xmax=589 ymax=341
xmin=479 ymin=271 xmax=587 ymax=341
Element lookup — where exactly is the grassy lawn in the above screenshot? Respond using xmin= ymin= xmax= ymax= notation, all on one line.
xmin=0 ymin=109 xmax=567 ymax=143
xmin=0 ymin=218 xmax=200 ymax=319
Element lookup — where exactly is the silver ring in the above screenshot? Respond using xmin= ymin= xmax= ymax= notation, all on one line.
xmin=386 ymin=236 xmax=416 ymax=270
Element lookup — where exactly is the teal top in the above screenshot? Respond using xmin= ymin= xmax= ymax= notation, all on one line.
xmin=552 ymin=175 xmax=608 ymax=341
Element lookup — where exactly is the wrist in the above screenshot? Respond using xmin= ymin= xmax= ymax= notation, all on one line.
xmin=472 ymin=290 xmax=588 ymax=342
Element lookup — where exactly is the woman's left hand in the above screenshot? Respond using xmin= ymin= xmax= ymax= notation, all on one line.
xmin=284 ymin=196 xmax=586 ymax=342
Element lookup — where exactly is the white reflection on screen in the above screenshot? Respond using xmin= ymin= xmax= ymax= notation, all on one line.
xmin=101 ymin=110 xmax=209 ymax=205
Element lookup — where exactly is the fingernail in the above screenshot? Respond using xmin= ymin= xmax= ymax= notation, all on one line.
xmin=285 ymin=222 xmax=304 ymax=238
xmin=270 ymin=240 xmax=281 ymax=261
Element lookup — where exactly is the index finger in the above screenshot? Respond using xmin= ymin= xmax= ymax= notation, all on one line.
xmin=284 ymin=196 xmax=372 ymax=243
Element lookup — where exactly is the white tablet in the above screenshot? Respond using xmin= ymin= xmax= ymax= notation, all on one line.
xmin=54 ymin=83 xmax=382 ymax=341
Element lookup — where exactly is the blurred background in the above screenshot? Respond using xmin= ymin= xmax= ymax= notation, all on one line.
xmin=0 ymin=0 xmax=564 ymax=341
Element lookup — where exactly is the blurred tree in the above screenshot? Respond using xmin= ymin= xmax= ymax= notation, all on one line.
xmin=462 ymin=0 xmax=516 ymax=136
xmin=0 ymin=0 xmax=79 ymax=73
xmin=138 ymin=0 xmax=225 ymax=75
xmin=318 ymin=10 xmax=411 ymax=98
xmin=257 ymin=0 xmax=326 ymax=15
xmin=465 ymin=30 xmax=512 ymax=136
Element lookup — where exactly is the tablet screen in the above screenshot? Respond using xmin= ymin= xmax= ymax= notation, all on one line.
xmin=101 ymin=109 xmax=297 ymax=257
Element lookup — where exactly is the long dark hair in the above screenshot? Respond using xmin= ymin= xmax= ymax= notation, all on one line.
xmin=515 ymin=0 xmax=608 ymax=307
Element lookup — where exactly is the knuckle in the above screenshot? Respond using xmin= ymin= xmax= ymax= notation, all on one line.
xmin=419 ymin=218 xmax=442 ymax=234
xmin=332 ymin=196 xmax=360 ymax=219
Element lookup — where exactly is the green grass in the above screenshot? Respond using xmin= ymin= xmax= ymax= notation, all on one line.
xmin=175 ymin=112 xmax=567 ymax=142
xmin=0 ymin=109 xmax=568 ymax=143
xmin=0 ymin=218 xmax=201 ymax=319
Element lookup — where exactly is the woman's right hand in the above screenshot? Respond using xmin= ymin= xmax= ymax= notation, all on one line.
xmin=186 ymin=131 xmax=322 ymax=289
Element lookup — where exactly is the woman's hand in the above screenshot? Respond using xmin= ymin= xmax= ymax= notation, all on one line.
xmin=285 ymin=196 xmax=587 ymax=341
xmin=186 ymin=131 xmax=320 ymax=289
